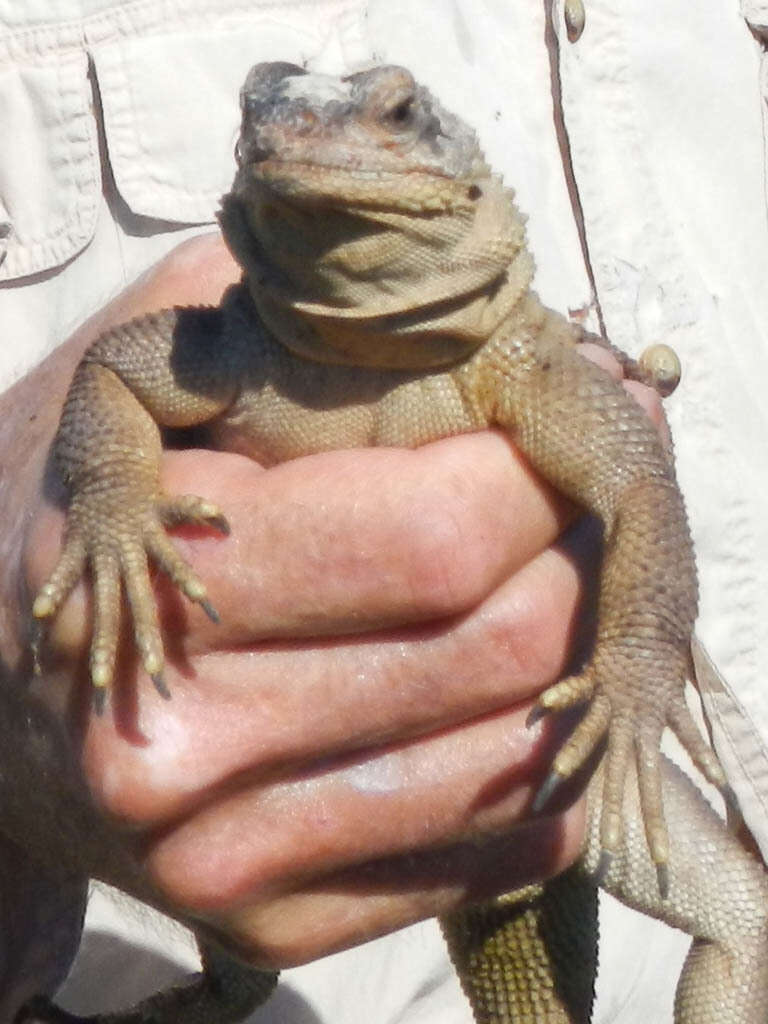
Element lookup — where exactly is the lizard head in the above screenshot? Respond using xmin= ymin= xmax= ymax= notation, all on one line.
xmin=233 ymin=62 xmax=491 ymax=201
xmin=222 ymin=62 xmax=533 ymax=369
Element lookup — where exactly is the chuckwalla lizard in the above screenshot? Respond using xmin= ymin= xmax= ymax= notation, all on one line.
xmin=22 ymin=62 xmax=768 ymax=1024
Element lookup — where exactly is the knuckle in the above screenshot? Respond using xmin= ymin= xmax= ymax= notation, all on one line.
xmin=399 ymin=484 xmax=491 ymax=616
xmin=481 ymin=568 xmax=575 ymax=688
xmin=145 ymin=831 xmax=287 ymax=919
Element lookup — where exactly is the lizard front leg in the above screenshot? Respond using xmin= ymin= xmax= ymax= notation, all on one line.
xmin=471 ymin=326 xmax=730 ymax=888
xmin=33 ymin=309 xmax=240 ymax=705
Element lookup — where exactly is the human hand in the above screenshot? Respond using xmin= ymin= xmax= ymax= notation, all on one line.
xmin=11 ymin=232 xmax=666 ymax=971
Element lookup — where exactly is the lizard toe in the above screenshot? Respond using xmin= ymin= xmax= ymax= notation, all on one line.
xmin=529 ymin=689 xmax=609 ymax=812
xmin=32 ymin=536 xmax=87 ymax=622
xmin=120 ymin=540 xmax=168 ymax=694
xmin=667 ymin=697 xmax=730 ymax=794
xmin=549 ymin=691 xmax=611 ymax=781
xmin=145 ymin=524 xmax=220 ymax=622
xmin=82 ymin=550 xmax=123 ymax=706
xmin=634 ymin=729 xmax=670 ymax=884
xmin=528 ymin=668 xmax=596 ymax=723
xmin=158 ymin=492 xmax=231 ymax=535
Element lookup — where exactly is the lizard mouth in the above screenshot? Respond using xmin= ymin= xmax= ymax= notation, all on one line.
xmin=240 ymin=155 xmax=481 ymax=217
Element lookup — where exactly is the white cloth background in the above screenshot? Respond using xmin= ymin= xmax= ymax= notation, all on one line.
xmin=1 ymin=1 xmax=767 ymax=1020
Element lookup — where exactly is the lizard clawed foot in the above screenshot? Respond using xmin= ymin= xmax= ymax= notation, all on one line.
xmin=33 ymin=490 xmax=229 ymax=706
xmin=529 ymin=650 xmax=731 ymax=893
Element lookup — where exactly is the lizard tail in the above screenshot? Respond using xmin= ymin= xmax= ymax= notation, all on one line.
xmin=439 ymin=866 xmax=598 ymax=1024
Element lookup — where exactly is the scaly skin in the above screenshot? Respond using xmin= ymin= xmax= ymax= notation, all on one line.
xmin=28 ymin=63 xmax=768 ymax=1023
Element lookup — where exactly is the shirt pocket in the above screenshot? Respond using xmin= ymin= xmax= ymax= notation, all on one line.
xmin=0 ymin=49 xmax=99 ymax=281
xmin=90 ymin=22 xmax=321 ymax=226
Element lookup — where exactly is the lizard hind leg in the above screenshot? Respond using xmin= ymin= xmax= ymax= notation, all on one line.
xmin=675 ymin=936 xmax=768 ymax=1024
xmin=585 ymin=755 xmax=768 ymax=1024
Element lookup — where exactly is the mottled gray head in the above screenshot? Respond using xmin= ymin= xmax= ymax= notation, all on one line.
xmin=235 ymin=61 xmax=488 ymax=181
xmin=222 ymin=62 xmax=530 ymax=371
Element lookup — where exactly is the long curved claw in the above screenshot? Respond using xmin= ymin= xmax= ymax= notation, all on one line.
xmin=92 ymin=685 xmax=107 ymax=716
xmin=531 ymin=769 xmax=566 ymax=813
xmin=151 ymin=672 xmax=172 ymax=700
xmin=200 ymin=599 xmax=220 ymax=624
xmin=656 ymin=863 xmax=670 ymax=901
xmin=594 ymin=849 xmax=613 ymax=886
xmin=31 ymin=538 xmax=87 ymax=623
xmin=526 ymin=703 xmax=549 ymax=729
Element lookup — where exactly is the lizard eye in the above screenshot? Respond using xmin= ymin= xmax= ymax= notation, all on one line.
xmin=385 ymin=95 xmax=415 ymax=127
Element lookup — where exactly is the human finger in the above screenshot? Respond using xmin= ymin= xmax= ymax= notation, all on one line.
xmin=79 ymin=522 xmax=595 ymax=825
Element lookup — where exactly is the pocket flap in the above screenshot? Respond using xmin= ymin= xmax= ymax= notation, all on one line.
xmin=0 ymin=50 xmax=98 ymax=281
xmin=91 ymin=22 xmax=321 ymax=225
